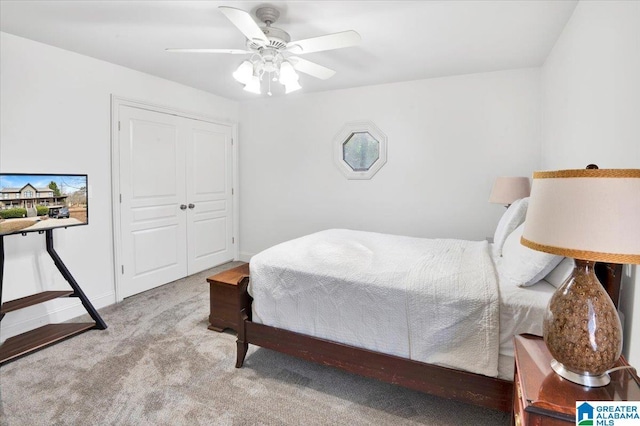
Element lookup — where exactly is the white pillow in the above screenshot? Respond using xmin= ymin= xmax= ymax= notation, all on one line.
xmin=493 ymin=197 xmax=529 ymax=257
xmin=500 ymin=223 xmax=563 ymax=287
xmin=544 ymin=257 xmax=575 ymax=288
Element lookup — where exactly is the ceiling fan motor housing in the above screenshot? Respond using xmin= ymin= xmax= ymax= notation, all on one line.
xmin=246 ymin=6 xmax=290 ymax=51
xmin=247 ymin=26 xmax=290 ymax=50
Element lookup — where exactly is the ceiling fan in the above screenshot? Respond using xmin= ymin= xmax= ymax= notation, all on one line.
xmin=166 ymin=6 xmax=361 ymax=95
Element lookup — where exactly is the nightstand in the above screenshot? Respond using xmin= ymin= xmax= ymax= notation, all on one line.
xmin=206 ymin=263 xmax=250 ymax=333
xmin=512 ymin=334 xmax=640 ymax=425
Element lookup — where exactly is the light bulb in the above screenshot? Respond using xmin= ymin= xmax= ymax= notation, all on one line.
xmin=279 ymin=61 xmax=299 ymax=85
xmin=232 ymin=60 xmax=253 ymax=84
xmin=243 ymin=75 xmax=261 ymax=94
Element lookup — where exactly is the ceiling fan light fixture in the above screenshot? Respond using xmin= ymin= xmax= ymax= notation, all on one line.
xmin=278 ymin=61 xmax=299 ymax=85
xmin=243 ymin=75 xmax=261 ymax=94
xmin=232 ymin=60 xmax=253 ymax=84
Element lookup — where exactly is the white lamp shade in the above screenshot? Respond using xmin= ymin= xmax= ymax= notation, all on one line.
xmin=284 ymin=79 xmax=302 ymax=94
xmin=279 ymin=61 xmax=299 ymax=85
xmin=232 ymin=60 xmax=253 ymax=84
xmin=489 ymin=177 xmax=531 ymax=205
xmin=243 ymin=75 xmax=261 ymax=94
xmin=521 ymin=169 xmax=640 ymax=264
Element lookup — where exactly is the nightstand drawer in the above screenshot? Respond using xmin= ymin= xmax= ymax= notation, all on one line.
xmin=210 ymin=282 xmax=238 ymax=306
xmin=209 ymin=296 xmax=239 ymax=327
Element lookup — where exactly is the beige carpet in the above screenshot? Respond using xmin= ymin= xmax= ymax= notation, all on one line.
xmin=0 ymin=262 xmax=510 ymax=425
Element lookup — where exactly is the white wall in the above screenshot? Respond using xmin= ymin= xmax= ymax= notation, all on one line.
xmin=0 ymin=32 xmax=238 ymax=340
xmin=239 ymin=68 xmax=541 ymax=258
xmin=541 ymin=1 xmax=640 ymax=365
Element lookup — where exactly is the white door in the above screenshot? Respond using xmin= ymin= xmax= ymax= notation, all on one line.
xmin=118 ymin=106 xmax=233 ymax=298
xmin=185 ymin=118 xmax=234 ymax=273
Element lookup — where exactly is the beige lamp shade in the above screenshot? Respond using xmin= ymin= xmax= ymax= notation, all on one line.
xmin=488 ymin=176 xmax=531 ymax=205
xmin=521 ymin=169 xmax=640 ymax=264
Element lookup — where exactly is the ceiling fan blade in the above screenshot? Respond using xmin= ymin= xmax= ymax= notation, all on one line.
xmin=219 ymin=6 xmax=269 ymax=47
xmin=165 ymin=48 xmax=251 ymax=54
xmin=287 ymin=30 xmax=361 ymax=54
xmin=288 ymin=57 xmax=336 ymax=80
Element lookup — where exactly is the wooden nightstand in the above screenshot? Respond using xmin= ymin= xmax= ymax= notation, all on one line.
xmin=513 ymin=334 xmax=640 ymax=425
xmin=206 ymin=263 xmax=250 ymax=333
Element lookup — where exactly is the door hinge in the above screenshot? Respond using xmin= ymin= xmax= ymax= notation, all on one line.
xmin=232 ymin=237 xmax=235 ymax=244
xmin=121 ymin=265 xmax=124 ymax=274
xmin=231 ymin=188 xmax=234 ymax=195
xmin=118 ymin=121 xmax=121 ymax=131
xmin=119 ymin=193 xmax=122 ymax=203
xmin=231 ymin=138 xmax=234 ymax=145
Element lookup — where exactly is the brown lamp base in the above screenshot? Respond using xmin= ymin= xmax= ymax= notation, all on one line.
xmin=550 ymin=358 xmax=610 ymax=387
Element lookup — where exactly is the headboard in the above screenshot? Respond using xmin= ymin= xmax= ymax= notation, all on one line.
xmin=596 ymin=262 xmax=623 ymax=309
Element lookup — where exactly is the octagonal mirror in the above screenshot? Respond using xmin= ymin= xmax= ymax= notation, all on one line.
xmin=333 ymin=121 xmax=387 ymax=180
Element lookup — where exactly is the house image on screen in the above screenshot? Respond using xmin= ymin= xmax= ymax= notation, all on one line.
xmin=0 ymin=184 xmax=67 ymax=210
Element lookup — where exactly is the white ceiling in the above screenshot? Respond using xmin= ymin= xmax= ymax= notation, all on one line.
xmin=0 ymin=0 xmax=578 ymax=101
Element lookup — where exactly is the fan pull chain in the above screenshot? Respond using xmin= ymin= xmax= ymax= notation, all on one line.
xmin=268 ymin=72 xmax=273 ymax=96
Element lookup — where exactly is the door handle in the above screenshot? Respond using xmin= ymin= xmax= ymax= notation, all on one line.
xmin=188 ymin=203 xmax=195 ymax=209
xmin=180 ymin=204 xmax=187 ymax=210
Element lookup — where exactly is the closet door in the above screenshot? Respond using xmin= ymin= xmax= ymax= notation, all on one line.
xmin=184 ymin=118 xmax=234 ymax=273
xmin=119 ymin=106 xmax=188 ymax=298
xmin=117 ymin=105 xmax=235 ymax=299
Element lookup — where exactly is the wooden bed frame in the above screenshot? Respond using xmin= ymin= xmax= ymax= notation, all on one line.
xmin=234 ymin=262 xmax=623 ymax=412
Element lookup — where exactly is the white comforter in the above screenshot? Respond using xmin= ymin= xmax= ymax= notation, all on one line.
xmin=249 ymin=229 xmax=501 ymax=377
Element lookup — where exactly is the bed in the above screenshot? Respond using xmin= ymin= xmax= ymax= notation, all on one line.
xmin=234 ymin=201 xmax=623 ymax=411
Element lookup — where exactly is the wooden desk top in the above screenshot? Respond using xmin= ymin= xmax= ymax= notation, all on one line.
xmin=515 ymin=334 xmax=640 ymax=422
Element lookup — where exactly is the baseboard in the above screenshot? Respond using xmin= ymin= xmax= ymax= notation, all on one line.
xmin=238 ymin=252 xmax=254 ymax=262
xmin=0 ymin=292 xmax=115 ymax=342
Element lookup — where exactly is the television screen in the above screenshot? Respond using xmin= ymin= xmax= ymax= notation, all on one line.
xmin=0 ymin=173 xmax=88 ymax=236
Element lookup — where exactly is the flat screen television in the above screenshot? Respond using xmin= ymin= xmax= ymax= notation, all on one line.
xmin=0 ymin=173 xmax=88 ymax=236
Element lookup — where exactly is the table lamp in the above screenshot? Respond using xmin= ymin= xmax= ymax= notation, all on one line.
xmin=521 ymin=166 xmax=640 ymax=387
xmin=489 ymin=176 xmax=531 ymax=208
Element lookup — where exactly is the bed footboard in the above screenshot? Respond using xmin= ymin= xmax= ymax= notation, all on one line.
xmin=245 ymin=320 xmax=513 ymax=411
